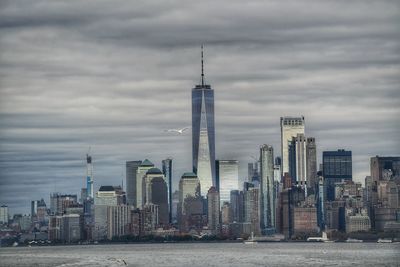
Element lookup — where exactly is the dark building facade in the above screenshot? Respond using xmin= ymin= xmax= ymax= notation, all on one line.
xmin=230 ymin=190 xmax=245 ymax=223
xmin=149 ymin=176 xmax=169 ymax=227
xmin=306 ymin=137 xmax=317 ymax=191
xmin=323 ymin=150 xmax=352 ymax=201
xmin=162 ymin=158 xmax=173 ymax=223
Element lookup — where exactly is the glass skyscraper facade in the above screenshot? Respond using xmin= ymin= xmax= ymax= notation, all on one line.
xmin=162 ymin=158 xmax=173 ymax=223
xmin=216 ymin=160 xmax=239 ymax=205
xmin=192 ymin=48 xmax=216 ymax=197
xmin=260 ymin=144 xmax=276 ymax=232
xmin=323 ymin=149 xmax=352 ymax=201
xmin=126 ymin=160 xmax=142 ymax=206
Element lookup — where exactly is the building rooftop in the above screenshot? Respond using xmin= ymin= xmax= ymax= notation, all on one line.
xmin=146 ymin=167 xmax=163 ymax=175
xmin=141 ymin=159 xmax=154 ymax=167
xmin=182 ymin=172 xmax=198 ymax=178
xmin=98 ymin=186 xmax=116 ymax=192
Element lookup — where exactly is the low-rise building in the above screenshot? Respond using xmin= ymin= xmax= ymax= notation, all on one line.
xmin=346 ymin=214 xmax=371 ymax=233
xmin=293 ymin=207 xmax=318 ymax=235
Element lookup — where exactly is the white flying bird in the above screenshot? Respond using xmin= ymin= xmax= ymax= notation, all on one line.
xmin=164 ymin=127 xmax=190 ymax=134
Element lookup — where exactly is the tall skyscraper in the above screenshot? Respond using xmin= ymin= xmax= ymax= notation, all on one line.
xmin=207 ymin=186 xmax=220 ymax=234
xmin=142 ymin=168 xmax=165 ymax=206
xmin=244 ymin=183 xmax=261 ymax=235
xmin=216 ymin=160 xmax=239 ymax=205
xmin=230 ymin=190 xmax=244 ymax=223
xmin=93 ymin=186 xmax=126 ymax=240
xmin=248 ymin=163 xmax=254 ymax=182
xmin=317 ymin=174 xmax=325 ymax=231
xmin=136 ymin=159 xmax=154 ymax=208
xmin=162 ymin=158 xmax=173 ymax=223
xmin=288 ymin=133 xmax=307 ymax=185
xmin=323 ymin=149 xmax=352 ymax=201
xmin=0 ymin=205 xmax=8 ymax=224
xmin=31 ymin=200 xmax=38 ymax=218
xmin=192 ymin=46 xmax=216 ymax=197
xmin=126 ymin=160 xmax=142 ymax=206
xmin=260 ymin=144 xmax=276 ymax=232
xmin=178 ymin=172 xmax=202 ymax=231
xmin=86 ymin=153 xmax=94 ymax=199
xmin=280 ymin=116 xmax=305 ymax=178
xmin=273 ymin=157 xmax=282 ymax=183
xmin=306 ymin=137 xmax=317 ymax=190
xmin=150 ymin=176 xmax=169 ymax=226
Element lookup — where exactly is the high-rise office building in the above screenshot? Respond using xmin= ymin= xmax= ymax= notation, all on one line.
xmin=192 ymin=46 xmax=216 ymax=197
xmin=323 ymin=149 xmax=352 ymax=201
xmin=162 ymin=158 xmax=173 ymax=223
xmin=260 ymin=145 xmax=276 ymax=232
xmin=230 ymin=190 xmax=244 ymax=223
xmin=126 ymin=160 xmax=142 ymax=206
xmin=94 ymin=186 xmax=126 ymax=240
xmin=288 ymin=133 xmax=307 ymax=185
xmin=244 ymin=184 xmax=261 ymax=235
xmin=136 ymin=159 xmax=154 ymax=208
xmin=142 ymin=168 xmax=165 ymax=206
xmin=149 ymin=175 xmax=169 ymax=226
xmin=63 ymin=214 xmax=81 ymax=243
xmin=31 ymin=198 xmax=47 ymax=223
xmin=50 ymin=193 xmax=78 ymax=215
xmin=86 ymin=154 xmax=94 ymax=199
xmin=306 ymin=137 xmax=317 ymax=190
xmin=0 ymin=205 xmax=8 ymax=224
xmin=107 ymin=205 xmax=131 ymax=240
xmin=31 ymin=200 xmax=38 ymax=218
xmin=221 ymin=202 xmax=232 ymax=225
xmin=207 ymin=186 xmax=220 ymax=234
xmin=273 ymin=157 xmax=282 ymax=183
xmin=248 ymin=163 xmax=255 ymax=182
xmin=370 ymin=156 xmax=400 ymax=183
xmin=179 ymin=173 xmax=201 ymax=202
xmin=178 ymin=172 xmax=202 ymax=232
xmin=216 ymin=160 xmax=239 ymax=205
xmin=317 ymin=174 xmax=325 ymax=231
xmin=280 ymin=116 xmax=305 ymax=178
xmin=171 ymin=190 xmax=179 ymax=224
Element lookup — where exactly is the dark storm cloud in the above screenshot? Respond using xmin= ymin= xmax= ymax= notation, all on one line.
xmin=0 ymin=0 xmax=399 ymax=214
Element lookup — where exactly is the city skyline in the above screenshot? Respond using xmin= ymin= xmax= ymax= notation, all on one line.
xmin=1 ymin=1 xmax=399 ymax=215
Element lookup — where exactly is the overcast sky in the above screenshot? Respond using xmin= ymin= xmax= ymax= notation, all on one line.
xmin=0 ymin=0 xmax=399 ymax=215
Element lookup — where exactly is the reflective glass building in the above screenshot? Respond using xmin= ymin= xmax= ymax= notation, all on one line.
xmin=162 ymin=158 xmax=173 ymax=223
xmin=323 ymin=149 xmax=352 ymax=201
xmin=216 ymin=160 xmax=239 ymax=205
xmin=192 ymin=47 xmax=216 ymax=196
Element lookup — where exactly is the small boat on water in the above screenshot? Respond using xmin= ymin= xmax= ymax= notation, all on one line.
xmin=345 ymin=238 xmax=363 ymax=243
xmin=307 ymin=232 xmax=332 ymax=242
xmin=377 ymin=238 xmax=392 ymax=243
xmin=244 ymin=232 xmax=257 ymax=244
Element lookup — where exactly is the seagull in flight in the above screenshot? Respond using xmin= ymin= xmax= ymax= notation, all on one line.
xmin=164 ymin=126 xmax=190 ymax=134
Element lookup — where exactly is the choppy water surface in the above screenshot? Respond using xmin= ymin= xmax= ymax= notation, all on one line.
xmin=1 ymin=242 xmax=399 ymax=267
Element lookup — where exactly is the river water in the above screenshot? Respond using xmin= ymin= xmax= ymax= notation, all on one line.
xmin=1 ymin=242 xmax=399 ymax=267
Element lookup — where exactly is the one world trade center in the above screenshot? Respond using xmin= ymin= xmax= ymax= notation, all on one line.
xmin=192 ymin=46 xmax=216 ymax=197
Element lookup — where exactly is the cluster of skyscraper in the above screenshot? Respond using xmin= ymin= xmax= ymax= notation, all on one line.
xmin=1 ymin=48 xmax=399 ymax=244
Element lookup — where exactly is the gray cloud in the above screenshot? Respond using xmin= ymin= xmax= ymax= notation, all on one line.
xmin=0 ymin=0 xmax=399 ymax=214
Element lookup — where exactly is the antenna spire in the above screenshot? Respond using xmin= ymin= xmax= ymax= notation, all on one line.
xmin=201 ymin=45 xmax=205 ymax=86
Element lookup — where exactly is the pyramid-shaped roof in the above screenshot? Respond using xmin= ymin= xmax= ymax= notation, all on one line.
xmin=141 ymin=159 xmax=154 ymax=167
